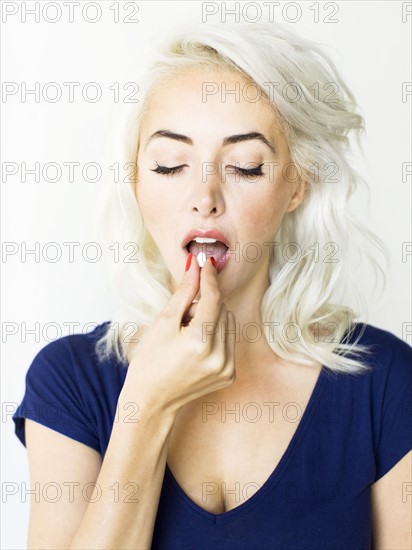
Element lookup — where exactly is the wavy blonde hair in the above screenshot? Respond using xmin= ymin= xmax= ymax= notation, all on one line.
xmin=92 ymin=19 xmax=389 ymax=375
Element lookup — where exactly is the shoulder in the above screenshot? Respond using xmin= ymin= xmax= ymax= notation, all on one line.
xmin=29 ymin=321 xmax=114 ymax=370
xmin=13 ymin=321 xmax=126 ymax=453
xmin=349 ymin=322 xmax=412 ymax=378
xmin=348 ymin=321 xmax=411 ymax=349
xmin=23 ymin=320 xmax=125 ymax=394
xmin=344 ymin=323 xmax=412 ymax=412
xmin=354 ymin=325 xmax=412 ymax=483
xmin=50 ymin=320 xmax=112 ymax=353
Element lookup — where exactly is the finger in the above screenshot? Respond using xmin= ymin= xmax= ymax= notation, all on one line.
xmin=191 ymin=256 xmax=222 ymax=330
xmin=181 ymin=300 xmax=198 ymax=327
xmin=201 ymin=301 xmax=226 ymax=350
xmin=161 ymin=253 xmax=200 ymax=324
xmin=224 ymin=310 xmax=237 ymax=375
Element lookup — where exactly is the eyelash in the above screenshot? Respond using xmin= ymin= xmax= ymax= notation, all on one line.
xmin=150 ymin=162 xmax=265 ymax=178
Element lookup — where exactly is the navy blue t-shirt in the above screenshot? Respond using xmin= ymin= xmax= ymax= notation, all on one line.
xmin=12 ymin=321 xmax=412 ymax=549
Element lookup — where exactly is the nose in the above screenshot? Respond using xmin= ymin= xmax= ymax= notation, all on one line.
xmin=192 ymin=202 xmax=217 ymax=215
xmin=190 ymin=162 xmax=224 ymax=216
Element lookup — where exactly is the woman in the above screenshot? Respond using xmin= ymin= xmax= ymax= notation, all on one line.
xmin=13 ymin=20 xmax=412 ymax=549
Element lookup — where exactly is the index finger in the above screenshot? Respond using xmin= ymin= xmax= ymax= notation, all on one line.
xmin=190 ymin=257 xmax=222 ymax=332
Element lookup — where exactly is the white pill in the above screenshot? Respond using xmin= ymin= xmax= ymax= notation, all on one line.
xmin=197 ymin=252 xmax=207 ymax=267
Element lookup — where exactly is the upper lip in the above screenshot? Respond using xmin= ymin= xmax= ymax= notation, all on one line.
xmin=181 ymin=228 xmax=231 ymax=249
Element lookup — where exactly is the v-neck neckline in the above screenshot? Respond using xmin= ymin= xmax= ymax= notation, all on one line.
xmin=164 ymin=364 xmax=327 ymax=525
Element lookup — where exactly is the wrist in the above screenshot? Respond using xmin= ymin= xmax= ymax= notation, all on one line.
xmin=117 ymin=386 xmax=178 ymax=426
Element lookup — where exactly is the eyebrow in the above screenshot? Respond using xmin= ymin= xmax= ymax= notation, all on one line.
xmin=144 ymin=130 xmax=277 ymax=155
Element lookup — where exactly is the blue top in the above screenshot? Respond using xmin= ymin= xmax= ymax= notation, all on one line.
xmin=12 ymin=321 xmax=412 ymax=549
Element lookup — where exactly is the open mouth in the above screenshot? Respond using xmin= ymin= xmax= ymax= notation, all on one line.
xmin=183 ymin=239 xmax=230 ymax=273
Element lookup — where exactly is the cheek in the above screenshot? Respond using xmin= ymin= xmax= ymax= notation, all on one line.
xmin=136 ymin=185 xmax=181 ymax=254
xmin=136 ymin=194 xmax=161 ymax=242
xmin=137 ymin=182 xmax=173 ymax=220
xmin=239 ymin=191 xmax=290 ymax=248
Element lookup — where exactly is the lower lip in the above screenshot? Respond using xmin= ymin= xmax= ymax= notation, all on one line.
xmin=184 ymin=248 xmax=230 ymax=274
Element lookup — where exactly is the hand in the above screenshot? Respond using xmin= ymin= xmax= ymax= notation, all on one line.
xmin=125 ymin=254 xmax=236 ymax=415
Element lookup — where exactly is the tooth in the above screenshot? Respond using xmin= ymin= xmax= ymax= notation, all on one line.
xmin=194 ymin=237 xmax=217 ymax=243
xmin=197 ymin=252 xmax=207 ymax=267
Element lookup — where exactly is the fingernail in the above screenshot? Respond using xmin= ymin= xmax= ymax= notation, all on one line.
xmin=185 ymin=253 xmax=193 ymax=272
xmin=210 ymin=256 xmax=216 ymax=269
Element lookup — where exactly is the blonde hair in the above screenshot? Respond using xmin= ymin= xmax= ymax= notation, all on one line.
xmin=92 ymin=20 xmax=389 ymax=375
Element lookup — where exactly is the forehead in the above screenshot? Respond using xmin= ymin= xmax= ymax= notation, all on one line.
xmin=140 ymin=67 xmax=282 ymax=138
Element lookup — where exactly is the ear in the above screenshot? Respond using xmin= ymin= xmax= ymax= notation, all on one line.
xmin=286 ymin=179 xmax=308 ymax=213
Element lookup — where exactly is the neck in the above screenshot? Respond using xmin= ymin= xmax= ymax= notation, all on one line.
xmin=217 ymin=268 xmax=281 ymax=371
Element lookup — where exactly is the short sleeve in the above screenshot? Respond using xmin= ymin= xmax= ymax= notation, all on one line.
xmin=374 ymin=334 xmax=412 ymax=481
xmin=12 ymin=337 xmax=101 ymax=454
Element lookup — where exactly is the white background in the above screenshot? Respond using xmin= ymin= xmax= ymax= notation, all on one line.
xmin=2 ymin=1 xmax=411 ymax=548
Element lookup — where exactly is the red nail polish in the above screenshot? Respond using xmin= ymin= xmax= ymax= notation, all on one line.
xmin=210 ymin=256 xmax=216 ymax=269
xmin=185 ymin=253 xmax=193 ymax=272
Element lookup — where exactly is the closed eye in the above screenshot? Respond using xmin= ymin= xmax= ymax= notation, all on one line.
xmin=150 ymin=162 xmax=265 ymax=178
xmin=226 ymin=163 xmax=265 ymax=177
xmin=150 ymin=162 xmax=188 ymax=176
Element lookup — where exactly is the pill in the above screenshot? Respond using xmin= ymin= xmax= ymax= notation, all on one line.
xmin=197 ymin=252 xmax=207 ymax=267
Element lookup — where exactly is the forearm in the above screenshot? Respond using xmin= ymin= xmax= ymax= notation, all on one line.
xmin=69 ymin=391 xmax=176 ymax=550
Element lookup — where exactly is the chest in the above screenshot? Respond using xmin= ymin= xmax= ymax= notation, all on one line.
xmin=166 ymin=364 xmax=323 ymax=514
